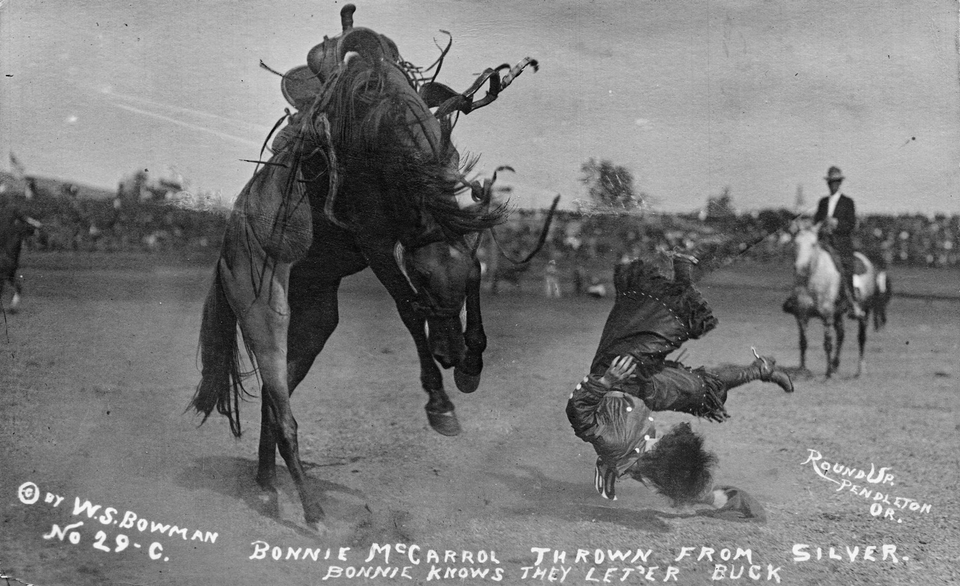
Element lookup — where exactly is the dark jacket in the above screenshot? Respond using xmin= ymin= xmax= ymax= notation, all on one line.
xmin=813 ymin=194 xmax=856 ymax=254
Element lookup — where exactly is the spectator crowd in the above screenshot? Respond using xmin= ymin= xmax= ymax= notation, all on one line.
xmin=4 ymin=182 xmax=958 ymax=284
xmin=479 ymin=208 xmax=960 ymax=295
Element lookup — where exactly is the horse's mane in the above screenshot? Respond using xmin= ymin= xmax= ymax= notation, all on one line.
xmin=314 ymin=58 xmax=508 ymax=239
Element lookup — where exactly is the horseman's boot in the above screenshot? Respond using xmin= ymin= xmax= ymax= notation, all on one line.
xmin=846 ymin=275 xmax=865 ymax=319
xmin=711 ymin=352 xmax=794 ymax=393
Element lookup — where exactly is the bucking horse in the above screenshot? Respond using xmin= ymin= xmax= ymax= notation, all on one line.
xmin=191 ymin=4 xmax=553 ymax=529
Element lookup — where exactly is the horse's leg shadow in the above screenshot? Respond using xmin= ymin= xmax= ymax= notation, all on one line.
xmin=781 ymin=365 xmax=814 ymax=381
xmin=176 ymin=455 xmax=369 ymax=538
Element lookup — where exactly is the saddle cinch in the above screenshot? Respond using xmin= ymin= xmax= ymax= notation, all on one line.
xmin=279 ymin=4 xmax=538 ymax=117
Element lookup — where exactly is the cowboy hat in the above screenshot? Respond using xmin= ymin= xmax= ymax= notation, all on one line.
xmin=824 ymin=166 xmax=844 ymax=182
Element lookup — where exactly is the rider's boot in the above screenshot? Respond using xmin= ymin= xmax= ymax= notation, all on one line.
xmin=843 ymin=269 xmax=865 ymax=319
xmin=847 ymin=287 xmax=865 ymax=319
xmin=711 ymin=350 xmax=794 ymax=393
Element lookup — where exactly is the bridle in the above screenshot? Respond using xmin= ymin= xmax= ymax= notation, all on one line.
xmin=394 ymin=241 xmax=467 ymax=320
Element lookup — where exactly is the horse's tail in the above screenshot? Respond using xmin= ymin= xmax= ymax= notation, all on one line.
xmin=191 ymin=266 xmax=249 ymax=438
xmin=872 ymin=270 xmax=892 ymax=331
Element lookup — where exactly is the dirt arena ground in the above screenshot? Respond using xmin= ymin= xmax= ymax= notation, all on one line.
xmin=1 ymin=253 xmax=958 ymax=586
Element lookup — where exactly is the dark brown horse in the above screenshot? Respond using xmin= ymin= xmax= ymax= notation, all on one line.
xmin=191 ymin=6 xmax=546 ymax=529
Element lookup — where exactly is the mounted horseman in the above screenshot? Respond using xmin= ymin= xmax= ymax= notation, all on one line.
xmin=813 ymin=166 xmax=862 ymax=319
xmin=191 ymin=4 xmax=549 ymax=530
xmin=0 ymin=193 xmax=42 ymax=313
xmin=783 ymin=166 xmax=890 ymax=377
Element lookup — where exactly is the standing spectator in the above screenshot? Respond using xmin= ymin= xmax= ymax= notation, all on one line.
xmin=544 ymin=258 xmax=561 ymax=298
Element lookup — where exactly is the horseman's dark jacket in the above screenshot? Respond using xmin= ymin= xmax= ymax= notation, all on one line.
xmin=814 ymin=194 xmax=856 ymax=254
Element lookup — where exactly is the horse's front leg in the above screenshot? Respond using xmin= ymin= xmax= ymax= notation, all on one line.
xmin=454 ymin=267 xmax=485 ymax=394
xmin=796 ymin=316 xmax=808 ymax=372
xmin=365 ymin=249 xmax=460 ymax=436
xmin=395 ymin=300 xmax=461 ymax=436
xmin=832 ymin=313 xmax=845 ymax=374
xmin=10 ymin=275 xmax=23 ymax=312
xmin=822 ymin=316 xmax=835 ymax=378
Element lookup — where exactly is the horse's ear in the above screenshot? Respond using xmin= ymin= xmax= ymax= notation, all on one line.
xmin=789 ymin=216 xmax=811 ymax=235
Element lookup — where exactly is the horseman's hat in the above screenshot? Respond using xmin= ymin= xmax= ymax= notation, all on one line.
xmin=824 ymin=167 xmax=844 ymax=182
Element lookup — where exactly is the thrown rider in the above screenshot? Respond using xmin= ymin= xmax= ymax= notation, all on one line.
xmin=566 ymin=251 xmax=793 ymax=519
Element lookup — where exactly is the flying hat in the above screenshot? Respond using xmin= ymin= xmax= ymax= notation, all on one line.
xmin=824 ymin=166 xmax=844 ymax=182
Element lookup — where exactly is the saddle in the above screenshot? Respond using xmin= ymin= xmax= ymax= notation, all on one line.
xmin=819 ymin=240 xmax=867 ymax=275
xmin=281 ymin=5 xmax=401 ymax=110
xmin=278 ymin=4 xmax=538 ymax=118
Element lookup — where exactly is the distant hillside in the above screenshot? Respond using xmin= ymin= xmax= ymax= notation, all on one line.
xmin=0 ymin=171 xmax=115 ymax=200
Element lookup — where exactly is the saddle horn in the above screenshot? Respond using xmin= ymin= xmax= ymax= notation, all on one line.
xmin=341 ymin=4 xmax=356 ymax=31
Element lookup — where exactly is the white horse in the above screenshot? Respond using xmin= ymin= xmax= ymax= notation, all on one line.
xmin=783 ymin=222 xmax=891 ymax=378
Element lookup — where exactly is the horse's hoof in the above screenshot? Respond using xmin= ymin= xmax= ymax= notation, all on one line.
xmin=308 ymin=517 xmax=352 ymax=539
xmin=454 ymin=368 xmax=481 ymax=394
xmin=426 ymin=409 xmax=461 ymax=436
xmin=257 ymin=490 xmax=281 ymax=518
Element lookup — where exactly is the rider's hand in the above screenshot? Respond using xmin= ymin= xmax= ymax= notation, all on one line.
xmin=600 ymin=355 xmax=637 ymax=388
xmin=821 ymin=217 xmax=838 ymax=234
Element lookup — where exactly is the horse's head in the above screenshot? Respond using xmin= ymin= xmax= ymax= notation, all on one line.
xmin=395 ymin=240 xmax=481 ymax=370
xmin=791 ymin=222 xmax=819 ymax=278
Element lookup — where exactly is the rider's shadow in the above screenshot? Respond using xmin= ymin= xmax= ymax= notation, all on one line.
xmin=490 ymin=465 xmax=703 ymax=533
xmin=176 ymin=456 xmax=367 ymax=538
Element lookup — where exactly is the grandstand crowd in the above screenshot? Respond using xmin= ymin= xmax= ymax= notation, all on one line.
xmin=4 ymin=181 xmax=958 ymax=283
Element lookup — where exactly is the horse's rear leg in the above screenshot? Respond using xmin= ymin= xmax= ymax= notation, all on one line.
xmin=257 ymin=280 xmax=341 ymax=498
xmin=224 ymin=256 xmax=324 ymax=528
xmin=243 ymin=305 xmax=325 ymax=527
xmin=255 ymin=400 xmax=282 ymax=517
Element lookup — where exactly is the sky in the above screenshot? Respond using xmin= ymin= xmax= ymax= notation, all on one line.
xmin=1 ymin=0 xmax=958 ymax=215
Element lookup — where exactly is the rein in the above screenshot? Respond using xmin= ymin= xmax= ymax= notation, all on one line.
xmin=490 ymin=194 xmax=561 ymax=265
